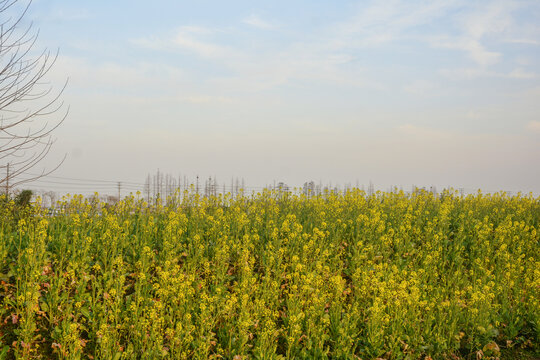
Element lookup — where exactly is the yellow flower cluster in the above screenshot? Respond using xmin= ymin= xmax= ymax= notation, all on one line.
xmin=0 ymin=189 xmax=538 ymax=359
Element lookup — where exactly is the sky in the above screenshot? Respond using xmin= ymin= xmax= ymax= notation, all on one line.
xmin=5 ymin=0 xmax=540 ymax=195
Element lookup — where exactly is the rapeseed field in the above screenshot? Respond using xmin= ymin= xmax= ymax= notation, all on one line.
xmin=0 ymin=189 xmax=538 ymax=359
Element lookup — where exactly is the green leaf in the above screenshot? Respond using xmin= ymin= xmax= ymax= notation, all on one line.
xmin=0 ymin=345 xmax=9 ymax=360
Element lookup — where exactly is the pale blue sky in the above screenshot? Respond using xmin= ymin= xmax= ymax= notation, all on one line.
xmin=14 ymin=0 xmax=540 ymax=193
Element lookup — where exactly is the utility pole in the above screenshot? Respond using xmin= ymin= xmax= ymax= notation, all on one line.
xmin=117 ymin=182 xmax=121 ymax=202
xmin=146 ymin=174 xmax=151 ymax=203
xmin=180 ymin=176 xmax=183 ymax=192
xmin=5 ymin=163 xmax=9 ymax=196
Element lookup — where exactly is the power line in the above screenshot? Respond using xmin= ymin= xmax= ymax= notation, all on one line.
xmin=19 ymin=179 xmax=132 ymax=187
xmin=19 ymin=172 xmax=491 ymax=196
xmin=22 ymin=172 xmax=145 ymax=186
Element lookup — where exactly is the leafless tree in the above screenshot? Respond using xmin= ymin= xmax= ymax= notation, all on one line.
xmin=0 ymin=0 xmax=67 ymax=195
xmin=43 ymin=190 xmax=56 ymax=207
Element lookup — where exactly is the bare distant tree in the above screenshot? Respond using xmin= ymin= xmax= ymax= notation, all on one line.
xmin=0 ymin=0 xmax=67 ymax=195
xmin=43 ymin=190 xmax=56 ymax=207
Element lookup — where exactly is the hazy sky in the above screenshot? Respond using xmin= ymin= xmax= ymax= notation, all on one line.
xmin=11 ymin=0 xmax=540 ymax=194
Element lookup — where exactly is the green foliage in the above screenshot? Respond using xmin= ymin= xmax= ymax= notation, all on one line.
xmin=14 ymin=190 xmax=33 ymax=208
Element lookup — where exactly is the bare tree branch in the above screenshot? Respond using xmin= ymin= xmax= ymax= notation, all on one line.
xmin=0 ymin=0 xmax=67 ymax=194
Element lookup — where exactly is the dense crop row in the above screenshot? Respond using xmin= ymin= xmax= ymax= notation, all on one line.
xmin=0 ymin=190 xmax=538 ymax=359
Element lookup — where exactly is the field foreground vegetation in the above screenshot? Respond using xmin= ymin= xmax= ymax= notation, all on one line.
xmin=0 ymin=189 xmax=538 ymax=359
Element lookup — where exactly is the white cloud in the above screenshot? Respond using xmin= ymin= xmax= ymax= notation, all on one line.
xmin=504 ymin=38 xmax=540 ymax=45
xmin=334 ymin=0 xmax=459 ymax=46
xmin=331 ymin=1 xmax=534 ymax=68
xmin=458 ymin=2 xmax=513 ymax=39
xmin=425 ymin=2 xmax=538 ymax=66
xmin=130 ymin=1 xmax=538 ymax=93
xmin=173 ymin=33 xmax=228 ymax=58
xmin=49 ymin=56 xmax=186 ymax=91
xmin=431 ymin=37 xmax=500 ymax=66
xmin=133 ymin=26 xmax=239 ymax=59
xmin=508 ymin=68 xmax=537 ymax=79
xmin=243 ymin=14 xmax=273 ymax=29
xmin=439 ymin=67 xmax=494 ymax=79
xmin=133 ymin=22 xmax=370 ymax=91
